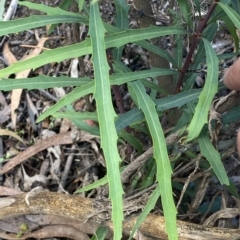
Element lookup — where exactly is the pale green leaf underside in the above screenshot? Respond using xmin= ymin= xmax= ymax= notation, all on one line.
xmin=129 ymin=186 xmax=160 ymax=239
xmin=198 ymin=129 xmax=229 ymax=185
xmin=187 ymin=38 xmax=219 ymax=141
xmin=129 ymin=81 xmax=177 ymax=240
xmin=74 ymin=176 xmax=108 ymax=194
xmin=0 ymin=68 xmax=177 ymax=90
xmin=53 ymin=111 xmax=98 ymax=121
xmin=34 ymin=68 xmax=178 ymax=122
xmin=89 ymin=2 xmax=123 ymax=239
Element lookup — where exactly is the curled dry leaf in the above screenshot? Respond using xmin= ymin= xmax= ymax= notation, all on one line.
xmin=0 ymin=129 xmax=24 ymax=143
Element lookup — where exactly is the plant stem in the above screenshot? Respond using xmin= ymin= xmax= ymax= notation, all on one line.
xmin=175 ymin=1 xmax=219 ymax=92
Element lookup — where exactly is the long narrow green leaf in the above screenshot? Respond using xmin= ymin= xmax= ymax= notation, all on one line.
xmin=218 ymin=2 xmax=240 ymax=30
xmin=128 ymin=81 xmax=177 ymax=240
xmin=89 ymin=2 xmax=123 ymax=240
xmin=52 ymin=111 xmax=98 ymax=121
xmin=178 ymin=0 xmax=192 ymax=28
xmin=8 ymin=1 xmax=185 ymax=67
xmin=0 ymin=26 xmax=187 ymax=78
xmin=231 ymin=0 xmax=240 ymax=14
xmin=129 ymin=186 xmax=160 ymax=239
xmin=187 ymin=38 xmax=219 ymax=141
xmin=113 ymin=0 xmax=129 ymax=60
xmin=0 ymin=68 xmax=178 ymax=91
xmin=19 ymin=1 xmax=83 ymax=17
xmin=91 ymin=226 xmax=108 ymax=240
xmin=74 ymin=176 xmax=108 ymax=194
xmin=0 ymin=15 xmax=84 ymax=36
xmin=222 ymin=14 xmax=239 ymax=52
xmin=118 ymin=130 xmax=143 ymax=153
xmin=198 ymin=129 xmax=229 ymax=185
xmin=37 ymin=81 xmax=94 ymax=122
xmin=137 ymin=40 xmax=177 ymax=66
xmin=0 ymin=40 xmax=92 ymax=78
xmin=34 ymin=68 xmax=178 ymax=122
xmin=0 ymin=75 xmax=91 ymax=90
xmin=46 ymin=0 xmax=75 ymax=34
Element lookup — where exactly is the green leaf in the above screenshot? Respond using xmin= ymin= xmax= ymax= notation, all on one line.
xmin=110 ymin=68 xmax=178 ymax=85
xmin=91 ymin=226 xmax=108 ymax=240
xmin=115 ymin=88 xmax=201 ymax=133
xmin=52 ymin=111 xmax=98 ymax=122
xmin=129 ymin=186 xmax=160 ymax=239
xmin=46 ymin=0 xmax=75 ymax=34
xmin=0 ymin=75 xmax=91 ymax=91
xmin=141 ymin=158 xmax=156 ymax=188
xmin=218 ymin=2 xmax=240 ymax=30
xmin=73 ymin=119 xmax=100 ymax=136
xmin=192 ymin=0 xmax=201 ymax=18
xmin=198 ymin=128 xmax=229 ymax=185
xmin=78 ymin=0 xmax=85 ymax=11
xmin=128 ymin=81 xmax=177 ymax=240
xmin=8 ymin=1 xmax=185 ymax=68
xmin=37 ymin=81 xmax=94 ymax=122
xmin=32 ymin=68 xmax=178 ymax=122
xmin=19 ymin=1 xmax=83 ymax=18
xmin=0 ymin=68 xmax=177 ymax=91
xmin=187 ymin=39 xmax=219 ymax=141
xmin=231 ymin=0 xmax=240 ymax=15
xmin=118 ymin=130 xmax=143 ymax=154
xmin=155 ymin=89 xmax=201 ymax=111
xmin=74 ymin=176 xmax=108 ymax=194
xmin=0 ymin=26 xmax=187 ymax=78
xmin=0 ymin=15 xmax=84 ymax=36
xmin=192 ymin=22 xmax=218 ymax=67
xmin=107 ymin=26 xmax=187 ymax=48
xmin=0 ymin=40 xmax=92 ymax=78
xmin=113 ymin=0 xmax=129 ymax=60
xmin=178 ymin=0 xmax=192 ymax=28
xmin=137 ymin=40 xmax=177 ymax=67
xmin=89 ymin=2 xmax=123 ymax=240
xmin=223 ymin=15 xmax=239 ymax=51
xmin=222 ymin=106 xmax=240 ymax=124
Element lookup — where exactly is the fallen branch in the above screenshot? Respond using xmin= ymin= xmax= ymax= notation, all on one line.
xmin=0 ymin=191 xmax=240 ymax=239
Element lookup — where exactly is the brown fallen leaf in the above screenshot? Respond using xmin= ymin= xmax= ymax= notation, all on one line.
xmin=3 ymin=38 xmax=50 ymax=128
xmin=3 ymin=42 xmax=16 ymax=66
xmin=0 ymin=129 xmax=24 ymax=143
xmin=0 ymin=131 xmax=74 ymax=174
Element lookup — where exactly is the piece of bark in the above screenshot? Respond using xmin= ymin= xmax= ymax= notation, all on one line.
xmin=0 ymin=192 xmax=240 ymax=239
